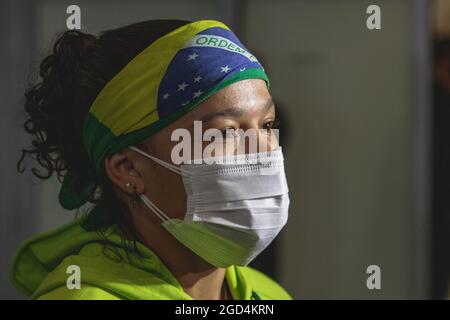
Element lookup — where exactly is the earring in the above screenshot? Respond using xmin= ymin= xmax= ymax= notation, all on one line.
xmin=131 ymin=188 xmax=140 ymax=209
xmin=126 ymin=182 xmax=132 ymax=188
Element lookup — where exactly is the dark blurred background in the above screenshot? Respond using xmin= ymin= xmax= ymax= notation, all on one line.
xmin=0 ymin=0 xmax=448 ymax=299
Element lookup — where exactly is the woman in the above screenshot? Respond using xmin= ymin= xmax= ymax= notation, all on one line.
xmin=9 ymin=19 xmax=291 ymax=300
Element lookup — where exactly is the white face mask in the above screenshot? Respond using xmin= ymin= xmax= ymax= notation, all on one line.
xmin=129 ymin=146 xmax=290 ymax=268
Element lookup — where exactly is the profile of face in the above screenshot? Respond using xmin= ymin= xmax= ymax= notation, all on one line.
xmin=105 ymin=78 xmax=277 ymax=222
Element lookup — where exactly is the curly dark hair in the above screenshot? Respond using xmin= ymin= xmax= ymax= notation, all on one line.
xmin=17 ymin=20 xmax=191 ymax=246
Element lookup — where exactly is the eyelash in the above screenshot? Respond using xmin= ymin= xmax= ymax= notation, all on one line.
xmin=220 ymin=128 xmax=237 ymax=139
xmin=264 ymin=119 xmax=280 ymax=130
xmin=219 ymin=119 xmax=280 ymax=138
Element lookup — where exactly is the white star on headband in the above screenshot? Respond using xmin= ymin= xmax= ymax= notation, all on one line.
xmin=162 ymin=93 xmax=170 ymax=99
xmin=177 ymin=82 xmax=189 ymax=91
xmin=187 ymin=52 xmax=199 ymax=61
xmin=193 ymin=90 xmax=203 ymax=99
xmin=221 ymin=65 xmax=231 ymax=73
xmin=193 ymin=75 xmax=202 ymax=83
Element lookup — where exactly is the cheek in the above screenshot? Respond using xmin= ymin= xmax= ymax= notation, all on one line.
xmin=164 ymin=174 xmax=188 ymax=219
xmin=144 ymin=162 xmax=188 ymax=219
xmin=139 ymin=131 xmax=189 ymax=219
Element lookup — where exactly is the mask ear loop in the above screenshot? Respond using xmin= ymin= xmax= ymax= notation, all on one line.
xmin=129 ymin=146 xmax=185 ymax=224
xmin=139 ymin=193 xmax=176 ymax=225
xmin=129 ymin=146 xmax=190 ymax=176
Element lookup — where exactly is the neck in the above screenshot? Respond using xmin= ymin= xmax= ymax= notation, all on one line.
xmin=130 ymin=208 xmax=228 ymax=300
xmin=178 ymin=267 xmax=227 ymax=300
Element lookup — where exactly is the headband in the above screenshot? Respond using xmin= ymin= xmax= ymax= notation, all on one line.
xmin=59 ymin=19 xmax=270 ymax=211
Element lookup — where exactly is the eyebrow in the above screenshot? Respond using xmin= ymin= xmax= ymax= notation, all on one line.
xmin=199 ymin=96 xmax=274 ymax=123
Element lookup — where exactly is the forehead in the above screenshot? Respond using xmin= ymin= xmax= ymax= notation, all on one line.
xmin=153 ymin=78 xmax=273 ymax=138
xmin=187 ymin=78 xmax=272 ymax=118
xmin=144 ymin=79 xmax=274 ymax=149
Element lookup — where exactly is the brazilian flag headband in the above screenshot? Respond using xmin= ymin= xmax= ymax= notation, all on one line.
xmin=59 ymin=19 xmax=270 ymax=210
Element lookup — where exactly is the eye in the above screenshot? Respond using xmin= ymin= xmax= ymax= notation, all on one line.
xmin=263 ymin=118 xmax=280 ymax=131
xmin=220 ymin=127 xmax=238 ymax=139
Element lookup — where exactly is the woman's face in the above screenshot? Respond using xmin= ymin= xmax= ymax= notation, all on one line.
xmin=106 ymin=78 xmax=277 ymax=220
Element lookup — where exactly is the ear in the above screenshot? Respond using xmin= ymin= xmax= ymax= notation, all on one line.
xmin=104 ymin=149 xmax=146 ymax=195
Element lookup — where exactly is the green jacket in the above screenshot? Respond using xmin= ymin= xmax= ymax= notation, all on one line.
xmin=9 ymin=217 xmax=292 ymax=300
